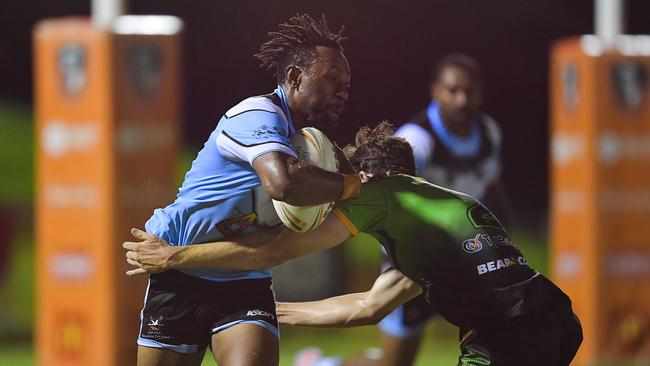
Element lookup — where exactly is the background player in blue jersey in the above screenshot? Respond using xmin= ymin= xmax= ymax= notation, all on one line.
xmin=134 ymin=14 xmax=358 ymax=366
xmin=396 ymin=53 xmax=510 ymax=216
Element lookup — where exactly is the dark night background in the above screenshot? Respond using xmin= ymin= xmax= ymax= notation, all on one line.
xmin=2 ymin=0 xmax=650 ymax=226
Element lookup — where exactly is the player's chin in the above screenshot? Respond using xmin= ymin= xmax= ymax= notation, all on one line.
xmin=308 ymin=112 xmax=339 ymax=131
xmin=451 ymin=110 xmax=469 ymax=121
xmin=322 ymin=108 xmax=342 ymax=127
xmin=324 ymin=110 xmax=342 ymax=127
xmin=451 ymin=109 xmax=476 ymax=123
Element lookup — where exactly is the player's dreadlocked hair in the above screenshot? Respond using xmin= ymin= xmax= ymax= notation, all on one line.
xmin=254 ymin=14 xmax=346 ymax=83
xmin=345 ymin=121 xmax=416 ymax=178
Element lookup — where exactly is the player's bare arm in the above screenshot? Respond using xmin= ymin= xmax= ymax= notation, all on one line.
xmin=253 ymin=151 xmax=358 ymax=206
xmin=276 ymin=269 xmax=422 ymax=328
xmin=122 ymin=227 xmax=280 ymax=276
xmin=123 ymin=213 xmax=353 ymax=276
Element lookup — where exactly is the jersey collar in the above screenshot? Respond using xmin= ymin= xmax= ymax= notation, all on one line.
xmin=274 ymin=85 xmax=296 ymax=136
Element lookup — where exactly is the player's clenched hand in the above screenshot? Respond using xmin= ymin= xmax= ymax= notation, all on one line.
xmin=122 ymin=228 xmax=180 ymax=276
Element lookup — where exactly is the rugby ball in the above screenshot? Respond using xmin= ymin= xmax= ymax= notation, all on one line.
xmin=272 ymin=127 xmax=339 ymax=232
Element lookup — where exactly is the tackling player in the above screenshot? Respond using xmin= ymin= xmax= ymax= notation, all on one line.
xmin=334 ymin=53 xmax=515 ymax=366
xmin=124 ymin=122 xmax=582 ymax=366
xmin=132 ymin=14 xmax=357 ymax=366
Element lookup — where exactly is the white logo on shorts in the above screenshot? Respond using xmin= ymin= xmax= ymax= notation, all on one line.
xmin=246 ymin=309 xmax=275 ymax=320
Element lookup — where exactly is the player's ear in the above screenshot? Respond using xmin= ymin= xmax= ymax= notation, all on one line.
xmin=285 ymin=65 xmax=303 ymax=90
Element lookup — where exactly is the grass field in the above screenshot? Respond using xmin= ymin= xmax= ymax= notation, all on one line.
xmin=0 ymin=325 xmax=461 ymax=366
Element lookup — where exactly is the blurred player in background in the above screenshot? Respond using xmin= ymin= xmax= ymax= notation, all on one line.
xmin=397 ymin=54 xmax=508 ymax=211
xmin=133 ymin=14 xmax=358 ymax=366
xmin=123 ymin=122 xmax=582 ymax=366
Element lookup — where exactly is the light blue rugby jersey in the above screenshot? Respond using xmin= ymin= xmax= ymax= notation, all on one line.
xmin=145 ymin=93 xmax=297 ymax=281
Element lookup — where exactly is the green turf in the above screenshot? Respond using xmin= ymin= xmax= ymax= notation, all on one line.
xmin=0 ymin=230 xmax=35 ymax=333
xmin=0 ymin=325 xmax=459 ymax=366
xmin=195 ymin=325 xmax=460 ymax=366
xmin=0 ymin=343 xmax=33 ymax=365
xmin=0 ymin=101 xmax=34 ymax=207
xmin=0 ymin=326 xmax=459 ymax=366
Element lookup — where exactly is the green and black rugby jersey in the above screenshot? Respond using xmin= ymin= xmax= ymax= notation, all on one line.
xmin=333 ymin=174 xmax=538 ymax=328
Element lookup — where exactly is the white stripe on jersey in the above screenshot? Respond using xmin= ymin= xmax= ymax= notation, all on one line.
xmin=219 ymin=96 xmax=297 ymax=164
xmin=216 ymin=132 xmax=297 ymax=165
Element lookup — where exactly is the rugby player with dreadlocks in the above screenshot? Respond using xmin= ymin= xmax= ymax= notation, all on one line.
xmin=132 ymin=14 xmax=356 ymax=366
xmin=125 ymin=122 xmax=582 ymax=366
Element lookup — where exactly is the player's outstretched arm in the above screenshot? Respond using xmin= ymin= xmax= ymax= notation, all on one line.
xmin=123 ymin=214 xmax=353 ymax=276
xmin=122 ymin=226 xmax=281 ymax=276
xmin=276 ymin=269 xmax=422 ymax=328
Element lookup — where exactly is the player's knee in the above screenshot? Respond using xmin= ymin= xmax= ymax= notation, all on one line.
xmin=212 ymin=323 xmax=279 ymax=366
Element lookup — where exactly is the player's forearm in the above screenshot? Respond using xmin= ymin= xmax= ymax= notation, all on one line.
xmin=283 ymin=161 xmax=349 ymax=205
xmin=167 ymin=228 xmax=285 ymax=270
xmin=277 ymin=270 xmax=423 ymax=328
xmin=163 ymin=216 xmax=348 ymax=272
xmin=276 ymin=293 xmax=383 ymax=328
xmin=254 ymin=152 xmax=360 ymax=206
